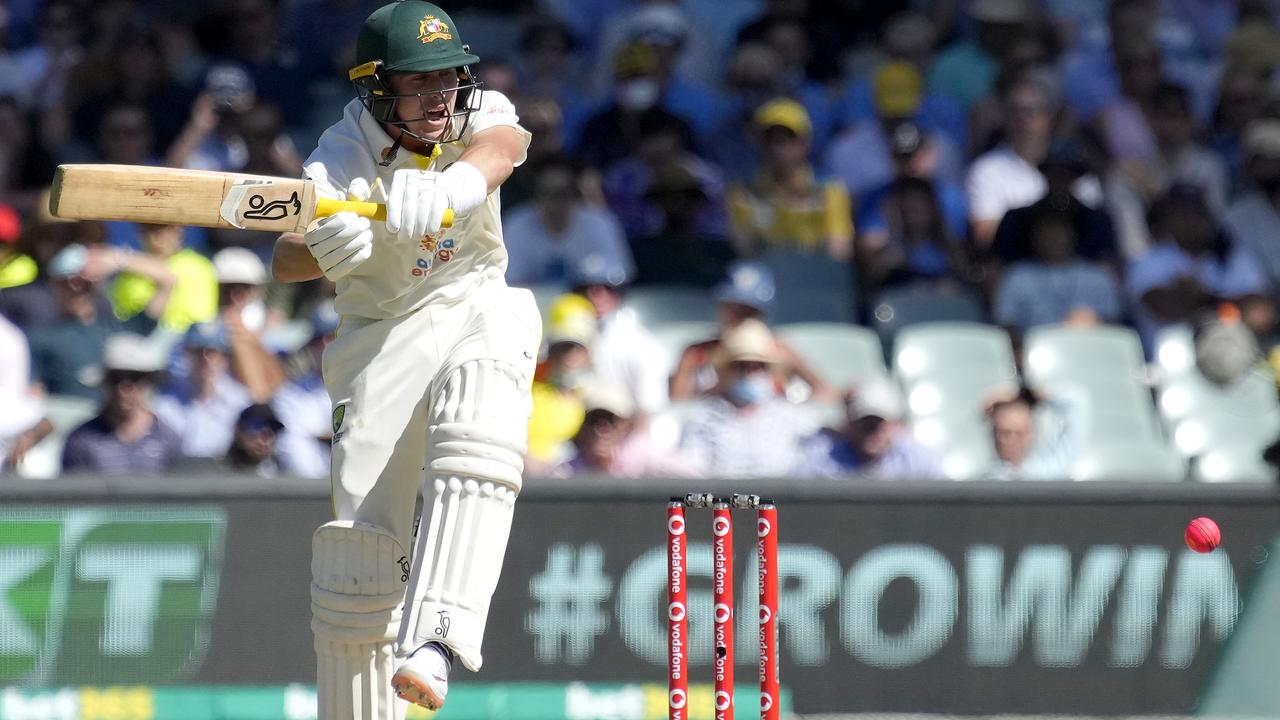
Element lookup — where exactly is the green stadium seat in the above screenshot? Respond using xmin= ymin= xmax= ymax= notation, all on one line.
xmin=1195 ymin=444 xmax=1278 ymax=483
xmin=775 ymin=322 xmax=887 ymax=389
xmin=758 ymin=250 xmax=856 ymax=324
xmin=1023 ymin=324 xmax=1147 ymax=386
xmin=649 ymin=321 xmax=719 ymax=377
xmin=15 ymin=394 xmax=100 ymax=479
xmin=869 ymin=284 xmax=985 ymax=349
xmin=621 ymin=285 xmax=718 ymax=325
xmin=893 ymin=322 xmax=1017 ymax=384
xmin=1069 ymin=441 xmax=1188 ymax=481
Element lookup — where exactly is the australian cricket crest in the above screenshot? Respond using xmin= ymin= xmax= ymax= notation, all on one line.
xmin=418 ymin=15 xmax=452 ymax=43
xmin=331 ymin=403 xmax=346 ymax=442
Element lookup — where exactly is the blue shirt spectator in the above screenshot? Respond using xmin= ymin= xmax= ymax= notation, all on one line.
xmin=152 ymin=322 xmax=254 ymax=458
xmin=796 ymin=379 xmax=943 ymax=480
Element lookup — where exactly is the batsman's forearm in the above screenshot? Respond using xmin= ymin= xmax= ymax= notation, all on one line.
xmin=272 ymin=232 xmax=324 ymax=283
xmin=458 ymin=126 xmax=526 ymax=193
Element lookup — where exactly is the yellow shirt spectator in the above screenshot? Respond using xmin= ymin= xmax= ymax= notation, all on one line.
xmin=526 ymin=380 xmax=586 ymax=463
xmin=0 ymin=253 xmax=37 ymax=288
xmin=728 ymin=98 xmax=854 ymax=259
xmin=110 ymin=225 xmax=218 ymax=331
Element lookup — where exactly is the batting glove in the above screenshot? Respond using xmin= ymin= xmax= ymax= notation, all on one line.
xmin=305 ymin=212 xmax=373 ymax=281
xmin=386 ymin=169 xmax=452 ymax=244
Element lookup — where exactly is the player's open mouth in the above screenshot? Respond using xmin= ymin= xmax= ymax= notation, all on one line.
xmin=426 ymin=109 xmax=447 ymax=122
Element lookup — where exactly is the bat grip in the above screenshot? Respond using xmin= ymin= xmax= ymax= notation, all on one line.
xmin=314 ymin=197 xmax=455 ymax=228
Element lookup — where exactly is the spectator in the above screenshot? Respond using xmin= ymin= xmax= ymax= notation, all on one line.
xmin=110 ymin=224 xmax=218 ymax=333
xmin=677 ymin=318 xmax=817 ymax=478
xmin=211 ymin=247 xmax=286 ymax=401
xmin=825 ymin=61 xmax=963 ymax=200
xmin=601 ymin=110 xmax=727 ymax=239
xmin=153 ymin=322 xmax=254 ymax=459
xmin=0 ymin=96 xmax=57 ymax=214
xmin=501 ymin=97 xmax=571 ymax=211
xmin=503 ymin=157 xmax=633 ymax=287
xmin=629 ymin=162 xmax=737 ymax=287
xmin=927 ymin=0 xmax=1034 ymax=110
xmin=526 ymin=298 xmax=598 ymax=473
xmin=0 ymin=312 xmax=50 ymax=473
xmin=856 ymin=176 xmax=965 ymax=296
xmin=61 ymin=333 xmax=182 ymax=476
xmin=28 ymin=243 xmax=174 ymax=399
xmin=517 ymin=17 xmax=586 ymax=113
xmin=94 ymin=103 xmax=158 ymax=165
xmin=0 ymin=205 xmax=34 ymax=289
xmin=670 ymin=260 xmax=831 ymax=401
xmin=0 ymin=201 xmax=101 ymax=330
xmin=273 ymin=302 xmax=338 ymax=480
xmin=727 ymin=98 xmax=853 ymax=259
xmin=983 ymin=385 xmax=1089 ymax=480
xmin=575 ymin=43 xmax=694 ymax=172
xmin=1208 ymin=66 xmax=1264 ymax=192
xmin=0 ymin=0 xmax=84 ymax=113
xmin=993 ymin=212 xmax=1123 ymax=335
xmin=1093 ymin=34 xmax=1163 ymax=163
xmin=566 ymin=263 xmax=670 ymax=419
xmin=225 ymin=403 xmax=286 ymax=479
xmin=706 ymin=42 xmax=787 ymax=183
xmin=1226 ymin=119 xmax=1280 ymax=292
xmin=966 ymin=71 xmax=1099 ymax=249
xmin=1129 ymin=184 xmax=1271 ymax=352
xmin=796 ymin=378 xmax=942 ymax=479
xmin=990 ymin=138 xmax=1118 ymax=267
xmin=854 ymin=120 xmax=968 ymax=253
xmin=166 ymin=64 xmax=258 ymax=172
xmin=557 ymin=382 xmax=702 ymax=478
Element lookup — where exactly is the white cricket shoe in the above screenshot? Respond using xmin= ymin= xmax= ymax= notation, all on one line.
xmin=392 ymin=642 xmax=453 ymax=710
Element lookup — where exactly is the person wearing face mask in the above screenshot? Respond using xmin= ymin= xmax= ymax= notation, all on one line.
xmin=210 ymin=247 xmax=286 ymax=402
xmin=574 ymin=41 xmax=694 ymax=172
xmin=525 ymin=296 xmax=599 ymax=474
xmin=677 ymin=318 xmax=817 ymax=479
xmin=796 ymin=378 xmax=941 ymax=480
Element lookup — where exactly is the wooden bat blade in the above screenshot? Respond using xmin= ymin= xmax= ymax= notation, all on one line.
xmin=51 ymin=164 xmax=318 ymax=232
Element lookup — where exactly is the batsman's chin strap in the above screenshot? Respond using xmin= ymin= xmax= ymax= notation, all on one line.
xmin=379 ymin=127 xmax=446 ymax=168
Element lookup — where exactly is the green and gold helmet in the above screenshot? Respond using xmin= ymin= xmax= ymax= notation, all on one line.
xmin=348 ymin=1 xmax=483 ymax=149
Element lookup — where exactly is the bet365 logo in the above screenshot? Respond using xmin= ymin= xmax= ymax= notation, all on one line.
xmin=0 ymin=507 xmax=225 ymax=684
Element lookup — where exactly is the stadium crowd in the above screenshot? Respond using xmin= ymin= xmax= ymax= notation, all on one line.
xmin=0 ymin=0 xmax=1279 ymax=481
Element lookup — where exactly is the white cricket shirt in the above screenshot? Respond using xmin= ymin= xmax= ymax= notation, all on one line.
xmin=304 ymin=91 xmax=531 ymax=319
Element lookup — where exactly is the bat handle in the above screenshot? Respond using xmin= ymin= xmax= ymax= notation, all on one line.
xmin=315 ymin=198 xmax=455 ymax=228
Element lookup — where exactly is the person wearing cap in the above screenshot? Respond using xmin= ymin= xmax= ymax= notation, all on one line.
xmin=272 ymin=302 xmax=341 ymax=480
xmin=111 ymin=224 xmax=218 ymax=333
xmin=526 ymin=295 xmax=598 ymax=473
xmin=1128 ymin=183 xmax=1272 ymax=354
xmin=576 ymin=42 xmax=696 ymax=172
xmin=225 ymin=403 xmax=287 ymax=479
xmin=566 ymin=257 xmax=671 ymax=420
xmin=211 ymin=247 xmax=285 ymax=402
xmin=796 ymin=377 xmax=941 ymax=479
xmin=727 ymin=97 xmax=853 ymax=260
xmin=670 ymin=259 xmax=830 ymax=401
xmin=60 ymin=333 xmax=182 ymax=476
xmin=678 ymin=318 xmax=818 ymax=478
xmin=152 ymin=321 xmax=254 ymax=460
xmin=1226 ymin=118 xmax=1280 ymax=292
xmin=557 ymin=380 xmax=702 ymax=478
xmin=269 ymin=5 xmax=539 ymax=711
xmin=502 ymin=155 xmax=633 ymax=286
xmin=26 ymin=242 xmax=175 ymax=400
xmin=825 ymin=61 xmax=964 ymax=201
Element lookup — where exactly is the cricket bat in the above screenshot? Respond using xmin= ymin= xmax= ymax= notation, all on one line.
xmin=49 ymin=164 xmax=453 ymax=232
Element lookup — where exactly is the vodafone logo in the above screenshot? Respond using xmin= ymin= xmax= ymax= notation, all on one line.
xmin=712 ymin=516 xmax=731 ymax=537
xmin=669 ymin=601 xmax=687 ymax=622
xmin=669 ymin=689 xmax=687 ymax=709
xmin=759 ymin=605 xmax=772 ymax=624
xmin=714 ymin=602 xmax=732 ymax=623
xmin=715 ymin=691 xmax=732 ymax=711
xmin=669 ymin=516 xmax=685 ymax=535
xmin=758 ymin=518 xmax=771 ymax=537
xmin=760 ymin=692 xmax=774 ymax=711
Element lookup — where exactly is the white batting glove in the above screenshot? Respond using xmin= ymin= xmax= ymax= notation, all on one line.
xmin=305 ymin=212 xmax=373 ymax=281
xmin=386 ymin=169 xmax=452 ymax=244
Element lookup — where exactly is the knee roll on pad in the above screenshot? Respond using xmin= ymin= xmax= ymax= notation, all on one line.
xmin=312 ymin=521 xmax=409 ymax=720
xmin=427 ymin=358 xmax=529 ymax=486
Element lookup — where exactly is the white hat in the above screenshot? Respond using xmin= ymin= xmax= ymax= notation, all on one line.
xmin=849 ymin=378 xmax=904 ymax=421
xmin=213 ymin=247 xmax=268 ymax=285
xmin=713 ymin=318 xmax=780 ymax=368
xmin=102 ymin=333 xmax=168 ymax=373
xmin=581 ymin=382 xmax=636 ymax=418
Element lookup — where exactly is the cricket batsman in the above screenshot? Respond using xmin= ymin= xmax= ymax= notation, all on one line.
xmin=270 ymin=2 xmax=539 ymax=718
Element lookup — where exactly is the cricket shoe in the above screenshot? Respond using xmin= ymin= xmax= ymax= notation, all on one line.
xmin=392 ymin=642 xmax=453 ymax=710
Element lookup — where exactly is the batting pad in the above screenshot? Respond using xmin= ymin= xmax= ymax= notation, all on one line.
xmin=399 ymin=359 xmax=528 ymax=672
xmin=312 ymin=521 xmax=409 ymax=720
